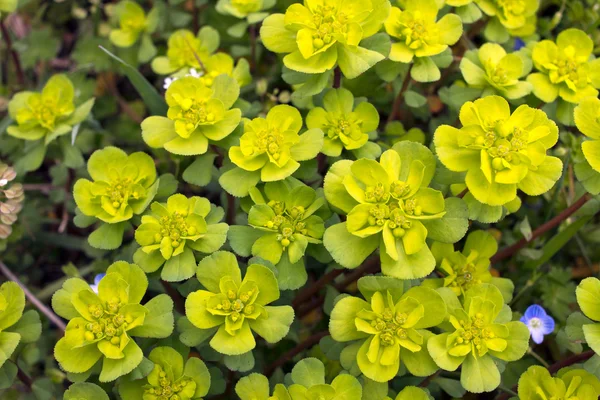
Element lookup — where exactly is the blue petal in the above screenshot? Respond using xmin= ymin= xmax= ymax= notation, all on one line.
xmin=514 ymin=38 xmax=525 ymax=51
xmin=540 ymin=315 xmax=555 ymax=335
xmin=531 ymin=329 xmax=544 ymax=344
xmin=524 ymin=305 xmax=547 ymax=320
xmin=94 ymin=273 xmax=106 ymax=285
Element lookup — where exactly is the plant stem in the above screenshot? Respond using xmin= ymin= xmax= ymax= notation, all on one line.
xmin=249 ymin=24 xmax=258 ymax=72
xmin=0 ymin=261 xmax=66 ymax=332
xmin=0 ymin=19 xmax=25 ymax=86
xmin=387 ymin=65 xmax=412 ymax=124
xmin=291 ymin=268 xmax=344 ymax=310
xmin=264 ymin=331 xmax=329 ymax=376
xmin=333 ymin=67 xmax=342 ymax=88
xmin=16 ymin=364 xmax=33 ymax=390
xmin=491 ymin=193 xmax=592 ymax=264
xmin=160 ymin=280 xmax=186 ymax=315
xmin=497 ymin=385 xmax=518 ymax=397
xmin=528 ymin=347 xmax=550 ymax=368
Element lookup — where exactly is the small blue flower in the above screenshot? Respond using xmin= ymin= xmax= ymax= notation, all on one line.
xmin=89 ymin=273 xmax=105 ymax=294
xmin=514 ymin=38 xmax=525 ymax=51
xmin=520 ymin=305 xmax=555 ymax=344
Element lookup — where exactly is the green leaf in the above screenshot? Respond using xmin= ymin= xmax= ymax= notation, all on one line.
xmin=291 ymin=358 xmax=325 ymax=387
xmin=129 ymin=294 xmax=174 ymax=338
xmin=422 ymin=197 xmax=469 ymax=244
xmin=460 ymin=354 xmax=501 ymax=393
xmin=177 ymin=316 xmax=217 ymax=347
xmin=411 ymin=57 xmax=441 ymax=83
xmin=183 ymin=153 xmax=217 ymax=187
xmin=64 ymin=382 xmax=109 ymax=400
xmin=405 ymin=90 xmax=427 ymax=108
xmin=98 ymin=46 xmax=167 ymax=115
xmin=224 ymin=352 xmax=255 ymax=372
xmin=0 ymin=361 xmax=17 ymax=390
xmin=88 ymin=222 xmax=127 ymax=250
xmin=7 ymin=310 xmax=41 ymax=343
xmin=14 ymin=141 xmax=46 ymax=175
xmin=161 ymin=248 xmax=197 ymax=282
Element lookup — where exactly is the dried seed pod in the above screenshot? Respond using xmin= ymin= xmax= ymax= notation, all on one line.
xmin=0 ymin=162 xmax=24 ymax=239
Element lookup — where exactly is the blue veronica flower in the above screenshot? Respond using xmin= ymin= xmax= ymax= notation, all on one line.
xmin=520 ymin=305 xmax=555 ymax=344
xmin=514 ymin=38 xmax=525 ymax=51
xmin=89 ymin=273 xmax=106 ymax=294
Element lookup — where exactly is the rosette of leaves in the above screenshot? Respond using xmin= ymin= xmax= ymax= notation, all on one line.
xmin=260 ymin=0 xmax=391 ymax=79
xmin=323 ymin=142 xmax=468 ymax=279
xmin=235 ymin=373 xmax=290 ymax=400
xmin=478 ymin=0 xmax=538 ymax=42
xmin=574 ymin=277 xmax=600 ymax=354
xmin=0 ymin=282 xmax=42 ymax=372
xmin=216 ymin=0 xmax=276 ymax=38
xmin=109 ymin=0 xmax=158 ymax=62
xmin=518 ymin=366 xmax=600 ymax=400
xmin=434 ymin=95 xmax=562 ymax=207
xmin=460 ymin=43 xmax=533 ymax=99
xmin=52 ymin=262 xmax=174 ymax=382
xmin=133 ymin=194 xmax=229 ymax=282
xmin=119 ymin=346 xmax=211 ymax=400
xmin=422 ymin=230 xmax=514 ymax=302
xmin=185 ymin=251 xmax=294 ymax=356
xmin=220 ymin=105 xmax=324 ymax=197
xmin=7 ymin=74 xmax=95 ymax=144
xmin=573 ymin=97 xmax=600 ymax=194
xmin=286 ymin=358 xmax=362 ymax=400
xmin=228 ymin=181 xmax=326 ymax=290
xmin=0 ymin=163 xmax=24 ymax=240
xmin=384 ymin=0 xmax=462 ymax=82
xmin=427 ymin=284 xmax=529 ymax=393
xmin=73 ymin=147 xmax=159 ymax=250
xmin=306 ymin=88 xmax=381 ymax=159
xmin=151 ymin=27 xmax=220 ymax=77
xmin=141 ymin=75 xmax=242 ymax=156
xmin=527 ymin=29 xmax=600 ymax=108
xmin=64 ymin=383 xmax=109 ymax=400
xmin=330 ymin=277 xmax=446 ymax=382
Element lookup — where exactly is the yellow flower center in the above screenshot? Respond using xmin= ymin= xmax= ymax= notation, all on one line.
xmin=491 ymin=67 xmax=509 ymax=85
xmin=155 ymin=212 xmax=194 ymax=248
xmin=215 ymin=288 xmax=257 ymax=317
xmin=107 ymin=178 xmax=137 ymax=210
xmin=395 ymin=11 xmax=437 ymax=51
xmin=24 ymin=95 xmax=64 ymax=131
xmin=390 ymin=181 xmax=411 ymax=199
xmin=263 ymin=201 xmax=312 ymax=249
xmin=548 ymin=57 xmax=584 ymax=88
xmin=447 ymin=261 xmax=481 ymax=292
xmin=145 ymin=371 xmax=194 ymax=400
xmin=496 ymin=0 xmax=526 ymax=16
xmin=453 ymin=313 xmax=499 ymax=356
xmin=364 ymin=182 xmax=389 ymax=203
xmin=171 ymin=96 xmax=214 ymax=137
xmin=81 ymin=298 xmax=133 ymax=345
xmin=310 ymin=5 xmax=349 ymax=49
xmin=254 ymin=127 xmax=286 ymax=161
xmin=367 ymin=308 xmax=412 ymax=347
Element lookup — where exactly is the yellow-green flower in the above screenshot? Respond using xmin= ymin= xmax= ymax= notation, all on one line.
xmin=0 ymin=0 xmax=16 ymax=15
xmin=460 ymin=43 xmax=533 ymax=99
xmin=216 ymin=0 xmax=275 ymax=19
xmin=109 ymin=0 xmax=158 ymax=48
xmin=73 ymin=147 xmax=158 ymax=224
xmin=220 ymin=105 xmax=324 ymax=197
xmin=435 ymin=96 xmax=562 ymax=206
xmin=7 ymin=75 xmax=94 ymax=144
xmin=384 ymin=0 xmax=462 ymax=81
xmin=260 ymin=0 xmax=391 ymax=79
xmin=151 ymin=28 xmax=219 ymax=76
xmin=141 ymin=75 xmax=242 ymax=156
xmin=477 ymin=0 xmax=538 ymax=37
xmin=528 ymin=29 xmax=600 ymax=104
xmin=306 ymin=88 xmax=380 ymax=157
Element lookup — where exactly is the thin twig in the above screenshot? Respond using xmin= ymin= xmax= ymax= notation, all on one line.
xmin=16 ymin=364 xmax=33 ymax=391
xmin=0 ymin=19 xmax=25 ymax=86
xmin=387 ymin=65 xmax=413 ymax=124
xmin=418 ymin=370 xmax=440 ymax=387
xmin=332 ymin=67 xmax=342 ymax=89
xmin=291 ymin=268 xmax=344 ymax=310
xmin=491 ymin=193 xmax=592 ymax=264
xmin=264 ymin=331 xmax=329 ymax=376
xmin=0 ymin=261 xmax=66 ymax=332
